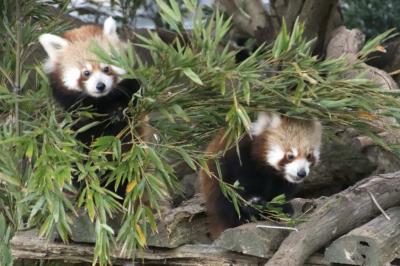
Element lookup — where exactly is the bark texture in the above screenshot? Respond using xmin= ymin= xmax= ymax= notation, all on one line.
xmin=325 ymin=207 xmax=400 ymax=265
xmin=326 ymin=26 xmax=398 ymax=91
xmin=217 ymin=0 xmax=342 ymax=54
xmin=11 ymin=229 xmax=328 ymax=266
xmin=265 ymin=171 xmax=400 ymax=266
xmin=270 ymin=0 xmax=342 ymax=53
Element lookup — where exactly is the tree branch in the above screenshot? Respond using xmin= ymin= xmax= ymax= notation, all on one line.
xmin=265 ymin=171 xmax=400 ymax=266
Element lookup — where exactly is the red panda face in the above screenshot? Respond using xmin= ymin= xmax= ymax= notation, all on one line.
xmin=62 ymin=62 xmax=126 ymax=97
xmin=39 ymin=17 xmax=127 ymax=98
xmin=251 ymin=112 xmax=322 ymax=183
xmin=274 ymin=147 xmax=319 ymax=183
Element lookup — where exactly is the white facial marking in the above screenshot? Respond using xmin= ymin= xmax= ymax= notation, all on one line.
xmin=250 ymin=112 xmax=282 ymax=136
xmin=292 ymin=148 xmax=298 ymax=157
xmin=103 ymin=17 xmax=118 ymax=40
xmin=85 ymin=71 xmax=114 ymax=97
xmin=266 ymin=144 xmax=285 ymax=169
xmin=284 ymin=158 xmax=311 ymax=183
xmin=100 ymin=63 xmax=108 ymax=69
xmin=85 ymin=64 xmax=93 ymax=71
xmin=62 ymin=68 xmax=81 ymax=91
xmin=313 ymin=148 xmax=321 ymax=164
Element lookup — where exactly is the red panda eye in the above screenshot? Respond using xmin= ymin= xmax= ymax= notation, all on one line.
xmin=287 ymin=154 xmax=295 ymax=161
xmin=103 ymin=66 xmax=110 ymax=73
xmin=307 ymin=153 xmax=313 ymax=160
xmin=83 ymin=70 xmax=91 ymax=77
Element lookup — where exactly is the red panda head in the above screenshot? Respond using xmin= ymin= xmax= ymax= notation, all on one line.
xmin=251 ymin=112 xmax=322 ymax=183
xmin=39 ymin=17 xmax=127 ymax=98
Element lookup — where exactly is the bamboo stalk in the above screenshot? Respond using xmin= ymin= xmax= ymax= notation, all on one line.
xmin=14 ymin=0 xmax=21 ymax=137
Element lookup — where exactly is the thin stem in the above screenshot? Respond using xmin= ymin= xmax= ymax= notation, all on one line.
xmin=14 ymin=0 xmax=22 ymax=137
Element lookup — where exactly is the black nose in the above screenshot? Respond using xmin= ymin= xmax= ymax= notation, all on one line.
xmin=96 ymin=82 xmax=106 ymax=92
xmin=297 ymin=169 xmax=307 ymax=178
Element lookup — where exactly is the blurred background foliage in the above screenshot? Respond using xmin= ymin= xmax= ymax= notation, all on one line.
xmin=1 ymin=0 xmax=400 ymax=266
xmin=341 ymin=0 xmax=400 ymax=39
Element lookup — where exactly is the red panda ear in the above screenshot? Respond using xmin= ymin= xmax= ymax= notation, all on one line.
xmin=250 ymin=112 xmax=282 ymax=136
xmin=110 ymin=65 xmax=127 ymax=76
xmin=103 ymin=17 xmax=119 ymax=40
xmin=313 ymin=120 xmax=322 ymax=132
xmin=39 ymin=34 xmax=69 ymax=60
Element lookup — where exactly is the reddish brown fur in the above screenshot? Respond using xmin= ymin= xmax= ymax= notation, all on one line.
xmin=63 ymin=25 xmax=103 ymax=41
xmin=200 ymin=116 xmax=322 ymax=239
xmin=199 ymin=130 xmax=228 ymax=239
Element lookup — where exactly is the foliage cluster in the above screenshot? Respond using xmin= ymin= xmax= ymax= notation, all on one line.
xmin=1 ymin=0 xmax=400 ymax=265
xmin=342 ymin=0 xmax=400 ymax=38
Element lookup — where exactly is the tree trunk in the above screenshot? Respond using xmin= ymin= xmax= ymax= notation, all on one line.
xmin=217 ymin=0 xmax=342 ymax=54
xmin=270 ymin=0 xmax=343 ymax=53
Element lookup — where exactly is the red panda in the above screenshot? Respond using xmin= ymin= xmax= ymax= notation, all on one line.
xmin=38 ymin=17 xmax=149 ymax=145
xmin=200 ymin=112 xmax=322 ymax=239
xmin=39 ymin=17 xmax=150 ymax=196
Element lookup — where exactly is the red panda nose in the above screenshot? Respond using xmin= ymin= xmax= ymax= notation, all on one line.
xmin=297 ymin=169 xmax=307 ymax=178
xmin=96 ymin=82 xmax=106 ymax=92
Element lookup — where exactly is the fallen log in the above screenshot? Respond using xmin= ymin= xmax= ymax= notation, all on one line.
xmin=213 ymin=197 xmax=324 ymax=258
xmin=11 ymin=229 xmax=328 ymax=265
xmin=147 ymin=194 xmax=210 ymax=248
xmin=325 ymin=206 xmax=400 ymax=265
xmin=264 ymin=171 xmax=400 ymax=266
xmin=68 ymin=194 xmax=210 ymax=247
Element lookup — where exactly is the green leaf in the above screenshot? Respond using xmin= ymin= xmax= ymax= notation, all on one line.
xmin=172 ymin=104 xmax=191 ymax=122
xmin=86 ymin=191 xmax=96 ymax=222
xmin=183 ymin=68 xmax=204 ymax=85
xmin=176 ymin=148 xmax=197 ymax=170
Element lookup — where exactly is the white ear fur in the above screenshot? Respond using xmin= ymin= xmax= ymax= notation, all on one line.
xmin=313 ymin=120 xmax=322 ymax=133
xmin=103 ymin=17 xmax=119 ymax=39
xmin=110 ymin=65 xmax=127 ymax=75
xmin=39 ymin=34 xmax=69 ymax=59
xmin=250 ymin=112 xmax=282 ymax=136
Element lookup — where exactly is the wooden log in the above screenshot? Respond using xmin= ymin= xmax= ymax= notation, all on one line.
xmin=264 ymin=171 xmax=400 ymax=266
xmin=326 ymin=26 xmax=398 ymax=91
xmin=10 ymin=229 xmax=328 ymax=266
xmin=324 ymin=206 xmax=400 ymax=265
xmin=67 ymin=194 xmax=210 ymax=247
xmin=147 ymin=194 xmax=211 ymax=248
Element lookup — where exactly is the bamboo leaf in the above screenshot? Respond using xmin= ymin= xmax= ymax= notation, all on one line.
xmin=135 ymin=224 xmax=147 ymax=247
xmin=126 ymin=180 xmax=137 ymax=193
xmin=183 ymin=68 xmax=204 ymax=85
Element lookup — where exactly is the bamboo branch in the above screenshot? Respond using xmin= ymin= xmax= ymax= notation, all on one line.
xmin=14 ymin=0 xmax=21 ymax=137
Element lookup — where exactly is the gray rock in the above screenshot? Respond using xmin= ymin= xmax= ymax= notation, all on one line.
xmin=69 ymin=210 xmax=96 ymax=243
xmin=214 ymin=221 xmax=289 ymax=258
